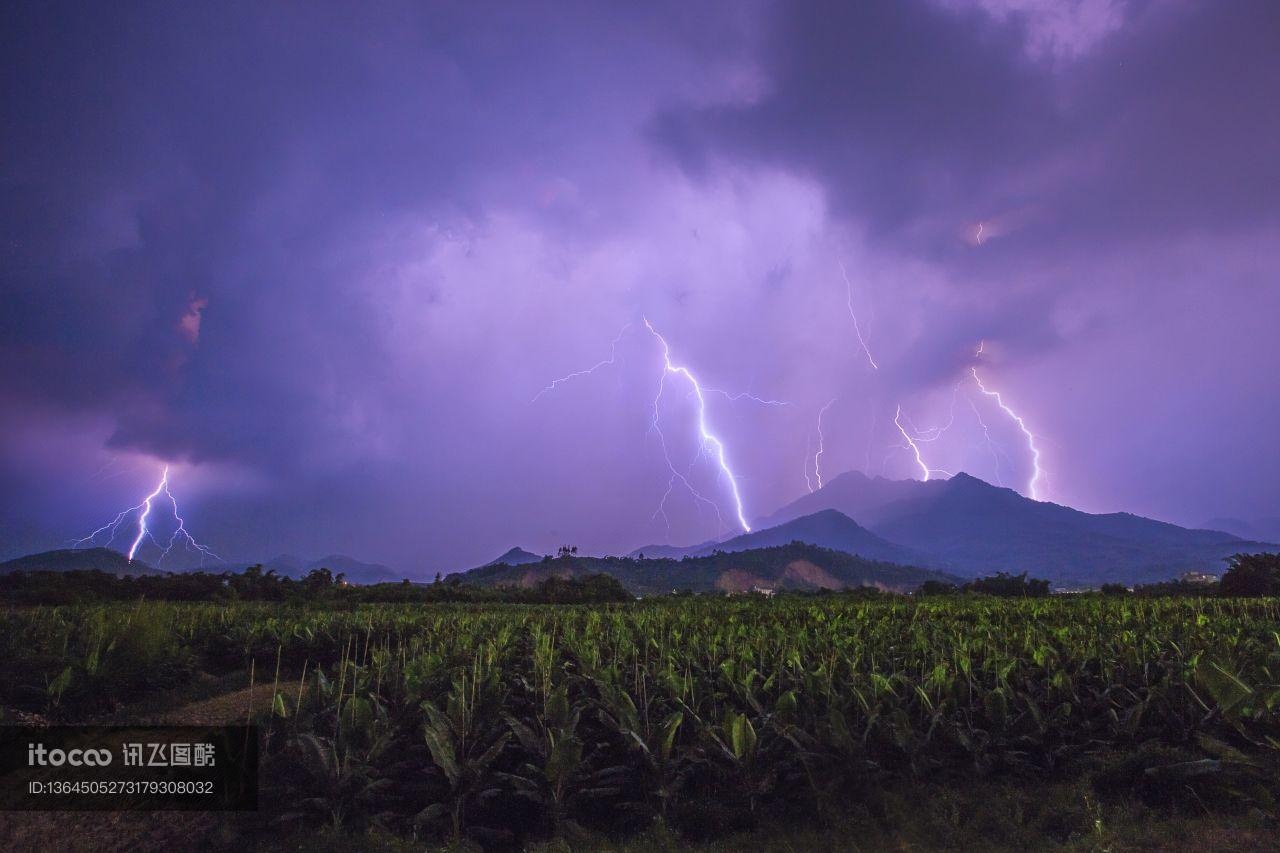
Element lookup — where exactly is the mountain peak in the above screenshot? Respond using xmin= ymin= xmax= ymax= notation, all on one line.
xmin=941 ymin=471 xmax=994 ymax=490
xmin=826 ymin=469 xmax=872 ymax=486
xmin=798 ymin=507 xmax=869 ymax=527
xmin=754 ymin=469 xmax=936 ymax=530
xmin=681 ymin=508 xmax=928 ymax=566
xmin=486 ymin=547 xmax=543 ymax=566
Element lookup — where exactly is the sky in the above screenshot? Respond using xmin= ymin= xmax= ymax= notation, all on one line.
xmin=2 ymin=0 xmax=1277 ymax=574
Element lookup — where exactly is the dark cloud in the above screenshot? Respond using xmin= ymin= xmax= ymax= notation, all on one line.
xmin=1 ymin=1 xmax=1277 ymax=570
xmin=652 ymin=0 xmax=1280 ymax=254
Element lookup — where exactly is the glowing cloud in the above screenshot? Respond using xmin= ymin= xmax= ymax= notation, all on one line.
xmin=178 ymin=295 xmax=209 ymax=344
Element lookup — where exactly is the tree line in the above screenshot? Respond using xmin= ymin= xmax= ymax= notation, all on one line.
xmin=0 ymin=553 xmax=1273 ymax=605
xmin=0 ymin=564 xmax=632 ymax=605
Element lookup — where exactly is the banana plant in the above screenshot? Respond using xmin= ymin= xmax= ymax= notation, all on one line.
xmin=697 ymin=708 xmax=780 ymax=816
xmin=415 ymin=672 xmax=511 ymax=842
xmin=499 ymin=683 xmax=610 ymax=837
xmin=592 ymin=678 xmax=686 ymax=822
xmin=267 ymin=731 xmax=392 ymax=832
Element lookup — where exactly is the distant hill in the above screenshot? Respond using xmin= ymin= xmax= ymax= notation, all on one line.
xmin=764 ymin=471 xmax=1272 ymax=584
xmin=631 ymin=510 xmax=930 ymax=566
xmin=309 ymin=554 xmax=400 ymax=584
xmin=627 ymin=541 xmax=718 ymax=560
xmin=458 ymin=541 xmax=959 ymax=595
xmin=1201 ymin=516 xmax=1280 ymax=545
xmin=225 ymin=553 xmax=401 ymax=584
xmin=485 ymin=547 xmax=544 ymax=566
xmin=0 ymin=548 xmax=160 ymax=577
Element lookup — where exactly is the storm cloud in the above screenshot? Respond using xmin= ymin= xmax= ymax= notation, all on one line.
xmin=2 ymin=1 xmax=1277 ymax=573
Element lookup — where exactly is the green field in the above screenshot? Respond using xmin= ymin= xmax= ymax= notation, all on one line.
xmin=2 ymin=596 xmax=1278 ymax=850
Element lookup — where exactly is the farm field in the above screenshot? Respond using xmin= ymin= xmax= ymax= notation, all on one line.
xmin=1 ymin=595 xmax=1278 ymax=851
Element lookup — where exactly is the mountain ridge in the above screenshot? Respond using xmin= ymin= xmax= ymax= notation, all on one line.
xmin=223 ymin=553 xmax=401 ymax=584
xmin=631 ymin=509 xmax=930 ymax=566
xmin=462 ymin=540 xmax=959 ymax=595
xmin=765 ymin=470 xmax=1273 ymax=583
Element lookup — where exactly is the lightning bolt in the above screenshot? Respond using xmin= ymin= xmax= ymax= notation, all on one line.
xmin=970 ymin=342 xmax=1045 ymax=500
xmin=837 ymin=260 xmax=939 ymax=484
xmin=73 ymin=507 xmax=144 ymax=554
xmin=125 ymin=470 xmax=169 ymax=561
xmin=647 ymin=413 xmax=728 ymax=535
xmin=893 ymin=405 xmax=953 ymax=481
xmin=643 ymin=318 xmax=751 ymax=532
xmin=965 ymin=394 xmax=1006 ymax=487
xmin=160 ymin=475 xmax=221 ymax=563
xmin=531 ymin=323 xmax=632 ymax=403
xmin=807 ymin=398 xmax=837 ymax=492
xmin=533 ymin=318 xmax=768 ymax=535
xmin=893 ymin=405 xmax=930 ymax=481
xmin=838 ymin=261 xmax=879 ymax=371
xmin=706 ymin=389 xmax=791 ymax=407
xmin=905 ymin=384 xmax=960 ymax=443
xmin=970 ymin=369 xmax=1044 ymax=500
xmin=74 ymin=466 xmax=221 ymax=565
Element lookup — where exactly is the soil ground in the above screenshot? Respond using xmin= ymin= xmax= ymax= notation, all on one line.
xmin=0 ymin=675 xmax=298 ymax=853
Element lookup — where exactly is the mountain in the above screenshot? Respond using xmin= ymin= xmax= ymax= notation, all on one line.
xmin=226 ymin=553 xmax=402 ymax=584
xmin=755 ymin=471 xmax=936 ymax=529
xmin=458 ymin=542 xmax=959 ymax=596
xmin=631 ymin=510 xmax=930 ymax=566
xmin=485 ymin=547 xmax=544 ymax=566
xmin=0 ymin=548 xmax=160 ymax=577
xmin=767 ymin=471 xmax=1272 ymax=584
xmin=627 ymin=540 xmax=719 ymax=559
xmin=1201 ymin=517 xmax=1280 ymax=545
xmin=308 ymin=554 xmax=401 ymax=584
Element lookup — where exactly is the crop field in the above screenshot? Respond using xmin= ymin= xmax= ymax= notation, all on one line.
xmin=2 ymin=595 xmax=1278 ymax=850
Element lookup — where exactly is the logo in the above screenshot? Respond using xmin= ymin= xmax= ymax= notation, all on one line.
xmin=27 ymin=744 xmax=113 ymax=767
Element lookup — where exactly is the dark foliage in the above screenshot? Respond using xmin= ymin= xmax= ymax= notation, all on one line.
xmin=917 ymin=573 xmax=1052 ymax=597
xmin=0 ymin=567 xmax=632 ymax=605
xmin=1220 ymin=552 xmax=1280 ymax=596
xmin=1132 ymin=579 xmax=1221 ymax=597
xmin=961 ymin=572 xmax=1052 ymax=597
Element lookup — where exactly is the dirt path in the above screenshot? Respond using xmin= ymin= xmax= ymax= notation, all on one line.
xmin=162 ymin=679 xmax=302 ymax=726
xmin=0 ymin=678 xmax=302 ymax=852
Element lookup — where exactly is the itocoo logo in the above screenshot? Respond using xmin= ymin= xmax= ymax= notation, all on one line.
xmin=27 ymin=743 xmax=113 ymax=767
